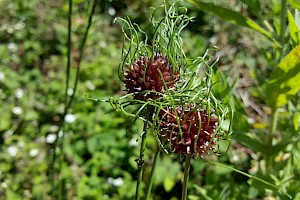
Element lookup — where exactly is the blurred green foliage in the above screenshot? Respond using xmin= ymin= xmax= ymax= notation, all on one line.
xmin=1 ymin=0 xmax=300 ymax=199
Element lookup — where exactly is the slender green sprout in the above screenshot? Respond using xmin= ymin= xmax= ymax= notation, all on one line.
xmin=136 ymin=121 xmax=148 ymax=200
xmin=145 ymin=146 xmax=160 ymax=200
xmin=181 ymin=155 xmax=192 ymax=200
xmin=51 ymin=0 xmax=72 ymax=198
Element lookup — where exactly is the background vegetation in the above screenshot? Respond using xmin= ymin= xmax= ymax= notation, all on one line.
xmin=0 ymin=0 xmax=299 ymax=199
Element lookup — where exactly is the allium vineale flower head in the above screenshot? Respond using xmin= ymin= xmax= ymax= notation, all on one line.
xmin=123 ymin=52 xmax=179 ymax=101
xmin=158 ymin=104 xmax=218 ymax=157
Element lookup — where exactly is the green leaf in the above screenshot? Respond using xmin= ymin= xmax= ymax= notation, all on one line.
xmin=288 ymin=11 xmax=300 ymax=45
xmin=288 ymin=0 xmax=300 ymax=10
xmin=154 ymin=156 xmax=180 ymax=189
xmin=240 ymin=0 xmax=261 ymax=17
xmin=266 ymin=45 xmax=300 ymax=108
xmin=163 ymin=177 xmax=175 ymax=192
xmin=231 ymin=132 xmax=268 ymax=155
xmin=192 ymin=185 xmax=213 ymax=200
xmin=187 ymin=0 xmax=276 ymax=44
xmin=271 ymin=139 xmax=295 ymax=156
xmin=7 ymin=190 xmax=22 ymax=200
xmin=87 ymin=137 xmax=97 ymax=154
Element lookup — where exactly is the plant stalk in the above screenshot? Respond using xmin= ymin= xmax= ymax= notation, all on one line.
xmin=279 ymin=0 xmax=287 ymax=45
xmin=135 ymin=122 xmax=148 ymax=200
xmin=278 ymin=0 xmax=287 ymax=61
xmin=52 ymin=1 xmax=98 ymax=199
xmin=145 ymin=146 xmax=160 ymax=200
xmin=53 ymin=0 xmax=72 ymax=199
xmin=181 ymin=154 xmax=191 ymax=200
xmin=66 ymin=0 xmax=98 ymax=110
xmin=265 ymin=108 xmax=278 ymax=174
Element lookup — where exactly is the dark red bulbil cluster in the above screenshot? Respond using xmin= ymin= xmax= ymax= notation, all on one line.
xmin=158 ymin=105 xmax=218 ymax=157
xmin=123 ymin=53 xmax=179 ymax=100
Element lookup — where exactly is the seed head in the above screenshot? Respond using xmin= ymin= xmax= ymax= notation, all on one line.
xmin=123 ymin=53 xmax=179 ymax=100
xmin=158 ymin=105 xmax=218 ymax=157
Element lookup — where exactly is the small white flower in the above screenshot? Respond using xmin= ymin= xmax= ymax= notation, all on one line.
xmin=99 ymin=41 xmax=107 ymax=48
xmin=112 ymin=177 xmax=124 ymax=187
xmin=128 ymin=138 xmax=139 ymax=147
xmin=12 ymin=106 xmax=22 ymax=115
xmin=29 ymin=149 xmax=39 ymax=157
xmin=15 ymin=22 xmax=25 ymax=30
xmin=232 ymin=154 xmax=239 ymax=162
xmin=7 ymin=146 xmax=18 ymax=157
xmin=15 ymin=88 xmax=24 ymax=98
xmin=85 ymin=80 xmax=95 ymax=90
xmin=1 ymin=182 xmax=7 ymax=188
xmin=67 ymin=88 xmax=73 ymax=96
xmin=65 ymin=114 xmax=76 ymax=123
xmin=108 ymin=7 xmax=116 ymax=16
xmin=46 ymin=134 xmax=57 ymax=144
xmin=248 ymin=118 xmax=255 ymax=124
xmin=7 ymin=43 xmax=17 ymax=51
xmin=107 ymin=177 xmax=124 ymax=187
xmin=0 ymin=71 xmax=4 ymax=81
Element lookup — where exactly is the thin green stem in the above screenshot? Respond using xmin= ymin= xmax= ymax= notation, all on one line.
xmin=268 ymin=109 xmax=278 ymax=147
xmin=51 ymin=1 xmax=98 ymax=199
xmin=279 ymin=0 xmax=287 ymax=45
xmin=207 ymin=160 xmax=291 ymax=199
xmin=65 ymin=1 xmax=73 ymax=114
xmin=181 ymin=154 xmax=191 ymax=200
xmin=265 ymin=108 xmax=278 ymax=174
xmin=51 ymin=0 xmax=72 ymax=199
xmin=278 ymin=0 xmax=287 ymax=62
xmin=145 ymin=146 xmax=160 ymax=200
xmin=58 ymin=0 xmax=73 ymax=198
xmin=136 ymin=122 xmax=148 ymax=200
xmin=264 ymin=0 xmax=285 ymax=177
xmin=66 ymin=0 xmax=98 ymax=110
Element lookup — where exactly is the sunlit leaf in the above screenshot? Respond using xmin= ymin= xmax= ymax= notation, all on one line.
xmin=288 ymin=0 xmax=300 ymax=10
xmin=192 ymin=185 xmax=213 ymax=200
xmin=163 ymin=177 xmax=175 ymax=192
xmin=266 ymin=44 xmax=300 ymax=109
xmin=288 ymin=11 xmax=300 ymax=45
xmin=187 ymin=0 xmax=277 ymax=44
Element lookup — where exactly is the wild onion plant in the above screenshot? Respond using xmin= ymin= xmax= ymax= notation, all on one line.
xmin=97 ymin=2 xmax=230 ymax=199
